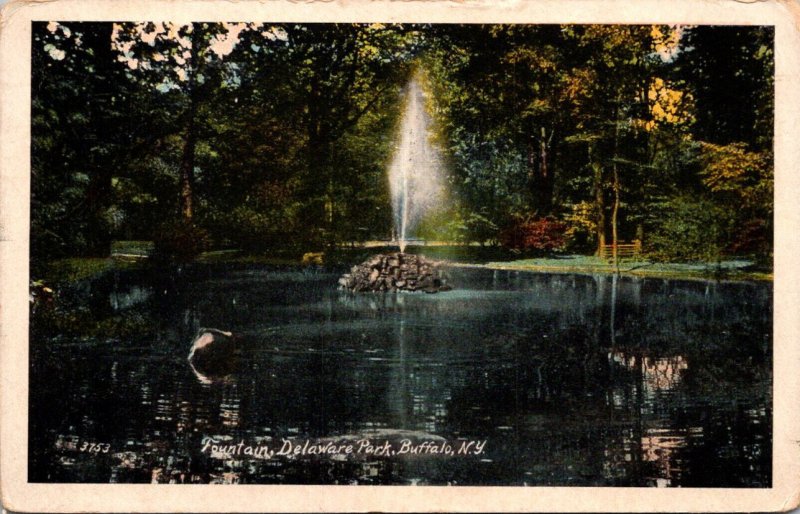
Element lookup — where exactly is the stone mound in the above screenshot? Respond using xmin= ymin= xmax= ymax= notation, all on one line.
xmin=338 ymin=253 xmax=452 ymax=293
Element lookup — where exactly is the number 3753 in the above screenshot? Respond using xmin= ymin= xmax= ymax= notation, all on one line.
xmin=80 ymin=442 xmax=110 ymax=453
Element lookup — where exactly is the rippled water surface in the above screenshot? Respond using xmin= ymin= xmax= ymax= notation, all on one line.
xmin=29 ymin=266 xmax=772 ymax=486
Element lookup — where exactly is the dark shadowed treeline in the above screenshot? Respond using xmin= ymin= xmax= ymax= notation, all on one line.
xmin=31 ymin=23 xmax=773 ymax=270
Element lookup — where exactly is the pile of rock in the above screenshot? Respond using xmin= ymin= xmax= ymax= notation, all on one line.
xmin=338 ymin=253 xmax=452 ymax=293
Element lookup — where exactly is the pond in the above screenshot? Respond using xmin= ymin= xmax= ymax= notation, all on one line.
xmin=29 ymin=265 xmax=772 ymax=486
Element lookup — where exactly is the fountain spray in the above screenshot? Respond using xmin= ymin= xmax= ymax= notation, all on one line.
xmin=388 ymin=74 xmax=444 ymax=253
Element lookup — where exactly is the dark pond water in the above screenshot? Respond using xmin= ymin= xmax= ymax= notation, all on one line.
xmin=29 ymin=265 xmax=772 ymax=486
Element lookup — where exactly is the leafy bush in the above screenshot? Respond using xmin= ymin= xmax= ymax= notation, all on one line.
xmin=417 ymin=208 xmax=500 ymax=245
xmin=563 ymin=201 xmax=598 ymax=253
xmin=728 ymin=218 xmax=771 ymax=256
xmin=203 ymin=205 xmax=302 ymax=253
xmin=500 ymin=217 xmax=567 ymax=253
xmin=646 ymin=196 xmax=732 ymax=263
xmin=151 ymin=219 xmax=211 ymax=263
xmin=463 ymin=212 xmax=499 ymax=245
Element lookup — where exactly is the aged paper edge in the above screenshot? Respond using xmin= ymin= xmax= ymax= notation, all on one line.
xmin=1 ymin=0 xmax=799 ymax=512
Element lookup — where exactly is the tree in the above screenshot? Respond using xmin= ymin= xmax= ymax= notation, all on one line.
xmin=674 ymin=26 xmax=774 ymax=260
xmin=560 ymin=25 xmax=657 ymax=260
xmin=424 ymin=25 xmax=577 ymax=240
xmin=111 ymin=22 xmax=275 ymax=221
xmin=676 ymin=26 xmax=774 ymax=152
xmin=29 ymin=23 xmax=774 ymax=265
xmin=31 ymin=22 xmax=129 ymax=263
xmin=698 ymin=142 xmax=773 ymax=256
xmin=271 ymin=24 xmax=419 ymax=247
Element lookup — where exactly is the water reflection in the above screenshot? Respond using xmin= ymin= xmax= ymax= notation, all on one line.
xmin=29 ymin=267 xmax=771 ymax=486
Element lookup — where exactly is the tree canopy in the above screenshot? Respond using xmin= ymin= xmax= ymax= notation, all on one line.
xmin=31 ymin=23 xmax=773 ymax=268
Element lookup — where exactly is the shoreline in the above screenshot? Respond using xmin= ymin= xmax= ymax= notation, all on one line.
xmin=35 ymin=251 xmax=774 ymax=286
xmin=448 ymin=261 xmax=773 ymax=283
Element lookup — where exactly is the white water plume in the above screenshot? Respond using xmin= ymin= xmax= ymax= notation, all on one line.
xmin=388 ymin=77 xmax=445 ymax=252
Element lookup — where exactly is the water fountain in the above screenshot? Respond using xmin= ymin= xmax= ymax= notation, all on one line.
xmin=388 ymin=76 xmax=445 ymax=252
xmin=339 ymin=77 xmax=450 ymax=293
xmin=339 ymin=75 xmax=450 ymax=293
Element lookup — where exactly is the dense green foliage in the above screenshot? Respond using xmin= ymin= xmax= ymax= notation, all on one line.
xmin=31 ymin=23 xmax=773 ymax=268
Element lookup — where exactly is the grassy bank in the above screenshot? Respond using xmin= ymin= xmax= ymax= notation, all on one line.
xmin=474 ymin=255 xmax=772 ymax=282
xmin=362 ymin=245 xmax=772 ymax=282
xmin=35 ymin=242 xmax=772 ymax=285
xmin=39 ymin=257 xmax=141 ymax=284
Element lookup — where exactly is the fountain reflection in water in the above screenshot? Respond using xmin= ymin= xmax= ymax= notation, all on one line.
xmin=388 ymin=75 xmax=445 ymax=252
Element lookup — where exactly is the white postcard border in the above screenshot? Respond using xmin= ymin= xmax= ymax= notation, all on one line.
xmin=1 ymin=0 xmax=799 ymax=511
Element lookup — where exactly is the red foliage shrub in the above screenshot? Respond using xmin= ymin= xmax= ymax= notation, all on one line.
xmin=500 ymin=217 xmax=568 ymax=253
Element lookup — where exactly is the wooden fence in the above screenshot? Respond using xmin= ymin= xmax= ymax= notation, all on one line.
xmin=599 ymin=240 xmax=642 ymax=261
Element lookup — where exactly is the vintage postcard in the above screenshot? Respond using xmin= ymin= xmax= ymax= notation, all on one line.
xmin=1 ymin=0 xmax=799 ymax=511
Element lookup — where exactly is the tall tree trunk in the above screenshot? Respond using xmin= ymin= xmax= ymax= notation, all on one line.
xmin=526 ymin=140 xmax=537 ymax=214
xmin=325 ymin=177 xmax=335 ymax=249
xmin=589 ymin=143 xmax=606 ymax=256
xmin=306 ymin=83 xmax=336 ymax=250
xmin=611 ymin=107 xmax=621 ymax=272
xmin=179 ymin=96 xmax=197 ymax=220
xmin=82 ymin=23 xmax=116 ymax=257
xmin=179 ymin=29 xmax=199 ymax=221
xmin=538 ymin=126 xmax=554 ymax=214
xmin=528 ymin=127 xmax=555 ymax=216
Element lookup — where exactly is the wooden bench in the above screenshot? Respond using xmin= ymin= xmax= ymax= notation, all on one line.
xmin=599 ymin=240 xmax=642 ymax=261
